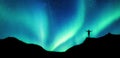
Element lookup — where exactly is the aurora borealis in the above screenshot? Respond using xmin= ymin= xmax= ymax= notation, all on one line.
xmin=0 ymin=0 xmax=120 ymax=52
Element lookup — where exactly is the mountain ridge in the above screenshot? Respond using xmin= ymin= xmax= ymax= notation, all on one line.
xmin=0 ymin=33 xmax=120 ymax=57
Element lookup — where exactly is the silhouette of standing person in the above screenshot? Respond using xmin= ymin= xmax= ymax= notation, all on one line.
xmin=87 ymin=30 xmax=91 ymax=38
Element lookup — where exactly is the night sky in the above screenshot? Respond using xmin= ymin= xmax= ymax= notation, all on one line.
xmin=0 ymin=0 xmax=120 ymax=52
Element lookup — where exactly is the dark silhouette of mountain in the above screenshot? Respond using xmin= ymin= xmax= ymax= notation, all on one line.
xmin=0 ymin=37 xmax=65 ymax=58
xmin=0 ymin=33 xmax=120 ymax=57
xmin=0 ymin=37 xmax=49 ymax=57
xmin=66 ymin=33 xmax=120 ymax=57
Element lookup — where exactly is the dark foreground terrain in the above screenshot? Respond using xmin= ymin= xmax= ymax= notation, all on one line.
xmin=0 ymin=33 xmax=120 ymax=57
